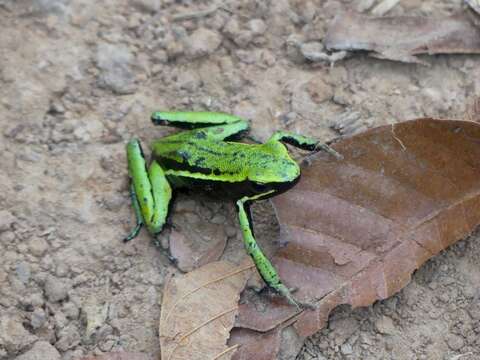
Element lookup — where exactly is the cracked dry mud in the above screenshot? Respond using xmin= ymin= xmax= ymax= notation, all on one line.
xmin=0 ymin=0 xmax=479 ymax=359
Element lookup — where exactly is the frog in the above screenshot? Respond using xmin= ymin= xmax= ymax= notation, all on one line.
xmin=124 ymin=111 xmax=341 ymax=309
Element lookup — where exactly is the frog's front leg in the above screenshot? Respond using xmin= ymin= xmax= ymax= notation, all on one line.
xmin=269 ymin=131 xmax=343 ymax=159
xmin=236 ymin=192 xmax=315 ymax=309
xmin=124 ymin=139 xmax=172 ymax=241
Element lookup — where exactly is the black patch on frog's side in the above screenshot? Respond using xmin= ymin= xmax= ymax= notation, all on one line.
xmin=194 ymin=157 xmax=206 ymax=167
xmin=156 ymin=156 xmax=213 ymax=175
xmin=168 ymin=174 xmax=301 ymax=200
xmin=278 ymin=135 xmax=316 ymax=151
xmin=195 ymin=131 xmax=207 ymax=139
xmin=152 ymin=116 xmax=222 ymax=129
xmin=223 ymin=129 xmax=249 ymax=142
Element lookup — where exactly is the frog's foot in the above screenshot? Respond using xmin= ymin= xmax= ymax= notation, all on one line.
xmin=275 ymin=283 xmax=317 ymax=310
xmin=123 ymin=224 xmax=142 ymax=242
xmin=124 ymin=183 xmax=144 ymax=242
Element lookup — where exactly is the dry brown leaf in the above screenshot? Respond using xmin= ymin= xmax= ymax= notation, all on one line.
xmin=233 ymin=118 xmax=480 ymax=358
xmin=325 ymin=11 xmax=480 ymax=64
xmin=229 ymin=327 xmax=281 ymax=360
xmin=465 ymin=97 xmax=480 ymax=123
xmin=79 ymin=353 xmax=151 ymax=360
xmin=159 ymin=259 xmax=253 ymax=360
xmin=466 ymin=0 xmax=480 ymax=15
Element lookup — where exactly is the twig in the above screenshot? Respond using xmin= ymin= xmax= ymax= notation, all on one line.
xmin=391 ymin=124 xmax=406 ymax=151
xmin=212 ymin=344 xmax=240 ymax=360
xmin=172 ymin=4 xmax=221 ymax=21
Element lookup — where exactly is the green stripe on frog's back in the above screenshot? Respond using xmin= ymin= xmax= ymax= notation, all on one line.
xmin=151 ymin=111 xmax=245 ymax=129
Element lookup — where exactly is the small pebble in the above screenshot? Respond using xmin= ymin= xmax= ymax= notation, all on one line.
xmin=44 ymin=275 xmax=71 ymax=302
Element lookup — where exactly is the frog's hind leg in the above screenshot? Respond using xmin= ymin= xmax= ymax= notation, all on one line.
xmin=125 ymin=138 xmax=172 ymax=240
xmin=236 ymin=192 xmax=316 ymax=310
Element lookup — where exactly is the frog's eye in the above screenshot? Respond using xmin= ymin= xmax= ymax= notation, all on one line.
xmin=252 ymin=182 xmax=268 ymax=192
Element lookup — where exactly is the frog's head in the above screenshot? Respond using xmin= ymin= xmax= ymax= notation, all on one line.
xmin=248 ymin=158 xmax=300 ymax=195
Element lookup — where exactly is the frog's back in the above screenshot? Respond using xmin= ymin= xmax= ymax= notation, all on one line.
xmin=152 ymin=137 xmax=257 ymax=182
xmin=151 ymin=135 xmax=300 ymax=198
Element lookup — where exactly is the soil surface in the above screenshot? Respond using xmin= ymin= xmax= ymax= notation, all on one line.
xmin=1 ymin=0 xmax=479 ymax=359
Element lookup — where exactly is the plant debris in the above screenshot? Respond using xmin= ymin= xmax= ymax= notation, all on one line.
xmin=325 ymin=11 xmax=480 ymax=64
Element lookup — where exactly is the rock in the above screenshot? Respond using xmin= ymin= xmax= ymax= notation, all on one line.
xmin=30 ymin=308 xmax=47 ymax=329
xmin=27 ymin=237 xmax=49 ymax=257
xmin=375 ymin=315 xmax=396 ymax=335
xmin=446 ymin=334 xmax=465 ymax=351
xmin=248 ymin=19 xmax=267 ymax=35
xmin=62 ymin=301 xmax=79 ymax=320
xmin=15 ymin=261 xmax=31 ymax=284
xmin=130 ymin=0 xmax=160 ymax=12
xmin=15 ymin=341 xmax=60 ymax=360
xmin=44 ymin=275 xmax=71 ymax=302
xmin=55 ymin=324 xmax=80 ymax=351
xmin=340 ymin=343 xmax=353 ymax=355
xmin=0 ymin=210 xmax=15 ymax=232
xmin=185 ymin=28 xmax=222 ymax=59
xmin=0 ymin=313 xmax=37 ymax=353
xmin=31 ymin=0 xmax=68 ymax=15
xmin=96 ymin=43 xmax=136 ymax=94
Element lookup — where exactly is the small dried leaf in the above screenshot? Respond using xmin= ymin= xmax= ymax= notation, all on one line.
xmin=160 ymin=260 xmax=253 ymax=360
xmin=325 ymin=11 xmax=480 ymax=64
xmin=233 ymin=118 xmax=480 ymax=358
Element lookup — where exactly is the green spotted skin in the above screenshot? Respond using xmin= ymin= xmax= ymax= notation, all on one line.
xmin=125 ymin=111 xmax=322 ymax=309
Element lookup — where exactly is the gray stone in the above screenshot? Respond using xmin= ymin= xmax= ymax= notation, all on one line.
xmin=27 ymin=237 xmax=49 ymax=257
xmin=15 ymin=341 xmax=60 ymax=360
xmin=340 ymin=343 xmax=353 ymax=355
xmin=130 ymin=0 xmax=160 ymax=12
xmin=375 ymin=315 xmax=396 ymax=335
xmin=446 ymin=334 xmax=465 ymax=351
xmin=30 ymin=308 xmax=47 ymax=329
xmin=248 ymin=19 xmax=267 ymax=35
xmin=185 ymin=28 xmax=222 ymax=59
xmin=15 ymin=261 xmax=31 ymax=284
xmin=31 ymin=0 xmax=68 ymax=15
xmin=0 ymin=313 xmax=37 ymax=353
xmin=0 ymin=210 xmax=15 ymax=232
xmin=96 ymin=43 xmax=136 ymax=94
xmin=62 ymin=302 xmax=79 ymax=320
xmin=44 ymin=275 xmax=71 ymax=302
xmin=55 ymin=324 xmax=80 ymax=351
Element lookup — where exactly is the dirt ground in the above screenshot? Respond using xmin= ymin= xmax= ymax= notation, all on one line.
xmin=1 ymin=0 xmax=480 ymax=359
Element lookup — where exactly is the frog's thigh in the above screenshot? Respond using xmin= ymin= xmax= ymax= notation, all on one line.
xmin=147 ymin=161 xmax=172 ymax=234
xmin=236 ymin=195 xmax=301 ymax=308
xmin=127 ymin=139 xmax=171 ymax=235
